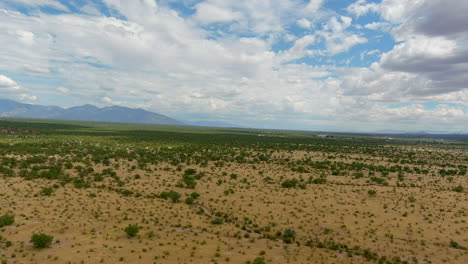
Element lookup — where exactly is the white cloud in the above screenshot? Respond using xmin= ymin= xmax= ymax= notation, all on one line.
xmin=0 ymin=0 xmax=467 ymax=132
xmin=346 ymin=0 xmax=379 ymax=17
xmin=56 ymin=87 xmax=70 ymax=94
xmin=320 ymin=16 xmax=367 ymax=55
xmin=297 ymin=18 xmax=312 ymax=29
xmin=379 ymin=0 xmax=425 ymax=23
xmin=304 ymin=0 xmax=324 ymax=13
xmin=0 ymin=74 xmax=37 ymax=102
xmin=0 ymin=74 xmax=19 ymax=89
xmin=5 ymin=0 xmax=69 ymax=12
xmin=193 ymin=2 xmax=242 ymax=24
xmin=364 ymin=22 xmax=391 ymax=31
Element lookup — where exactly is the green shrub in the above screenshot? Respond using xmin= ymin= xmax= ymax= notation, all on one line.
xmin=281 ymin=178 xmax=298 ymax=188
xmin=30 ymin=233 xmax=54 ymax=248
xmin=40 ymin=187 xmax=54 ymax=196
xmin=253 ymin=256 xmax=266 ymax=264
xmin=453 ymin=185 xmax=464 ymax=192
xmin=311 ymin=177 xmax=327 ymax=184
xmin=185 ymin=197 xmax=194 ymax=205
xmin=450 ymin=240 xmax=460 ymax=249
xmin=282 ymin=228 xmax=296 ymax=244
xmin=124 ymin=224 xmax=140 ymax=238
xmin=367 ymin=190 xmax=377 ymax=197
xmin=210 ymin=217 xmax=224 ymax=225
xmin=0 ymin=214 xmax=14 ymax=228
xmin=168 ymin=191 xmax=181 ymax=203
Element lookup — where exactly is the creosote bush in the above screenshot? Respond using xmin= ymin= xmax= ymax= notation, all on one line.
xmin=0 ymin=214 xmax=14 ymax=228
xmin=210 ymin=217 xmax=224 ymax=225
xmin=124 ymin=224 xmax=140 ymax=238
xmin=282 ymin=228 xmax=296 ymax=244
xmin=252 ymin=256 xmax=266 ymax=264
xmin=30 ymin=233 xmax=54 ymax=248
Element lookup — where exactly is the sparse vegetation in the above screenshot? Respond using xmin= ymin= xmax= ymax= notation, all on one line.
xmin=0 ymin=118 xmax=466 ymax=263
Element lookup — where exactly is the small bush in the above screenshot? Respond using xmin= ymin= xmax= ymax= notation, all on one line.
xmin=168 ymin=191 xmax=181 ymax=203
xmin=210 ymin=217 xmax=224 ymax=225
xmin=30 ymin=233 xmax=54 ymax=248
xmin=281 ymin=178 xmax=298 ymax=188
xmin=40 ymin=187 xmax=54 ymax=196
xmin=124 ymin=224 xmax=140 ymax=238
xmin=0 ymin=214 xmax=14 ymax=228
xmin=453 ymin=185 xmax=464 ymax=192
xmin=282 ymin=228 xmax=296 ymax=244
xmin=367 ymin=190 xmax=377 ymax=197
xmin=190 ymin=192 xmax=200 ymax=199
xmin=185 ymin=197 xmax=194 ymax=205
xmin=450 ymin=240 xmax=460 ymax=249
xmin=253 ymin=256 xmax=266 ymax=264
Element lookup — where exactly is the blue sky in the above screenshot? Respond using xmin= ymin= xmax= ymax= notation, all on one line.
xmin=0 ymin=0 xmax=467 ymax=132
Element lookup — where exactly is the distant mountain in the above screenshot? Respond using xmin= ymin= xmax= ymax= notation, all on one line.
xmin=185 ymin=120 xmax=243 ymax=128
xmin=0 ymin=99 xmax=183 ymax=125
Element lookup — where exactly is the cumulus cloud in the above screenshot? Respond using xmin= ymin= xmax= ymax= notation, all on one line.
xmin=347 ymin=0 xmax=379 ymax=17
xmin=320 ymin=16 xmax=367 ymax=55
xmin=0 ymin=74 xmax=36 ymax=101
xmin=0 ymin=74 xmax=19 ymax=89
xmin=0 ymin=0 xmax=466 ymax=132
xmin=340 ymin=0 xmax=468 ymax=105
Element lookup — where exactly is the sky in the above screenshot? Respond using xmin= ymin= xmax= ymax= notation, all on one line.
xmin=0 ymin=0 xmax=467 ymax=133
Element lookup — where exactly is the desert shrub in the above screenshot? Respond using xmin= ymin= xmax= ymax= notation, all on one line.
xmin=281 ymin=178 xmax=298 ymax=188
xmin=450 ymin=240 xmax=460 ymax=249
xmin=0 ymin=214 xmax=14 ymax=227
xmin=185 ymin=197 xmax=194 ymax=204
xmin=370 ymin=177 xmax=388 ymax=185
xmin=453 ymin=185 xmax=464 ymax=192
xmin=30 ymin=233 xmax=54 ymax=248
xmin=367 ymin=190 xmax=377 ymax=197
xmin=252 ymin=256 xmax=266 ymax=264
xmin=190 ymin=192 xmax=200 ymax=199
xmin=311 ymin=177 xmax=327 ymax=184
xmin=40 ymin=187 xmax=54 ymax=196
xmin=168 ymin=191 xmax=181 ymax=203
xmin=159 ymin=192 xmax=169 ymax=199
xmin=211 ymin=217 xmax=224 ymax=225
xmin=282 ymin=228 xmax=296 ymax=244
xmin=73 ymin=178 xmax=90 ymax=189
xmin=182 ymin=174 xmax=196 ymax=189
xmin=121 ymin=189 xmax=134 ymax=196
xmin=184 ymin=168 xmax=196 ymax=175
xmin=353 ymin=172 xmax=364 ymax=178
xmin=124 ymin=224 xmax=140 ymax=238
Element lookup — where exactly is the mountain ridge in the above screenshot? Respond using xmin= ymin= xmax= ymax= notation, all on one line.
xmin=0 ymin=99 xmax=183 ymax=125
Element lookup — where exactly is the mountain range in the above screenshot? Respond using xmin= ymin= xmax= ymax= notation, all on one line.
xmin=0 ymin=99 xmax=182 ymax=125
xmin=0 ymin=99 xmax=244 ymax=128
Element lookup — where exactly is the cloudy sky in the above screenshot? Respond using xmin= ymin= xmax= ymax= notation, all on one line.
xmin=0 ymin=0 xmax=467 ymax=132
